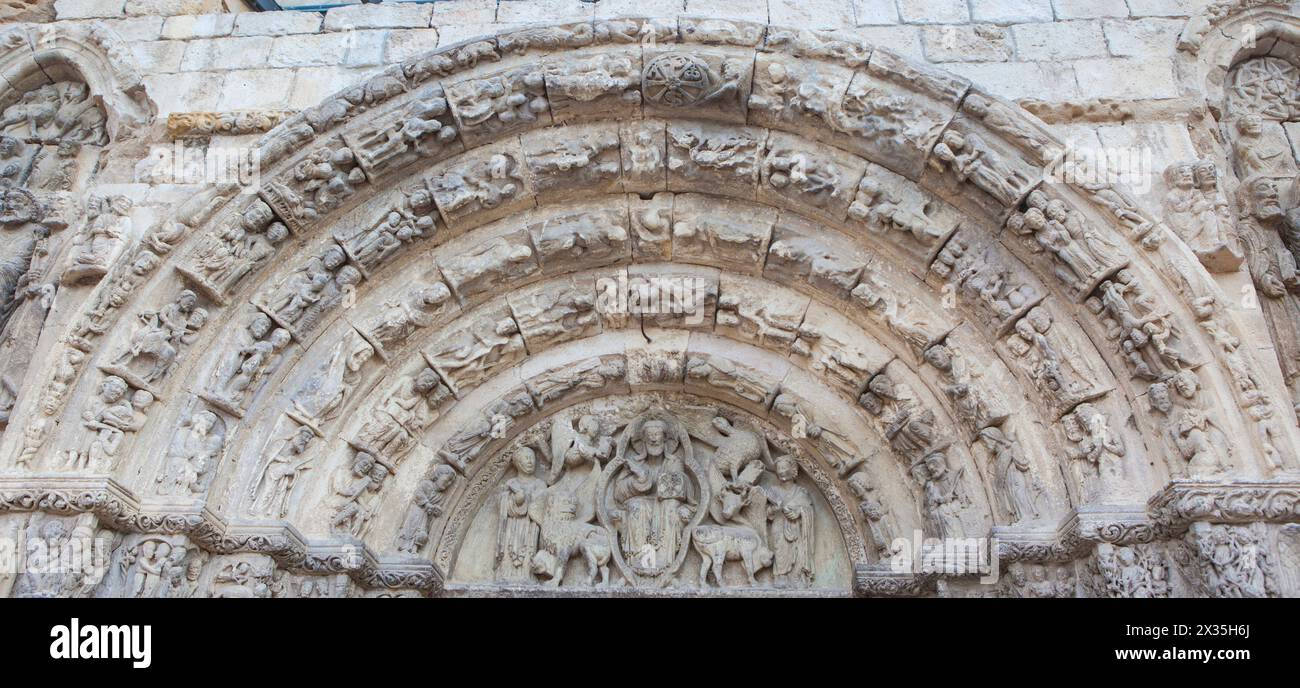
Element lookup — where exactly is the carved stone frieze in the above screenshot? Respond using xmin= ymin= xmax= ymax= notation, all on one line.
xmin=167 ymin=111 xmax=295 ymax=140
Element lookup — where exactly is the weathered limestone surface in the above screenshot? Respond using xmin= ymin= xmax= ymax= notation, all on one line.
xmin=0 ymin=2 xmax=1299 ymax=598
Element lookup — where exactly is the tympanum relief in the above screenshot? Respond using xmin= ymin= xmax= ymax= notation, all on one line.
xmin=450 ymin=401 xmax=851 ymax=591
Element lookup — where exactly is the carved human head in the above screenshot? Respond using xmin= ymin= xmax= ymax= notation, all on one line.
xmin=100 ymin=375 xmax=128 ymax=402
xmin=846 ymin=471 xmax=872 ymax=498
xmin=337 ymin=265 xmax=362 ymax=287
xmin=1192 ymin=160 xmax=1217 ymax=188
xmin=1004 ymin=212 xmax=1026 ymax=237
xmin=1027 ymin=189 xmax=1050 ymax=209
xmin=775 ymin=455 xmax=799 ymax=482
xmin=412 ymin=367 xmax=441 ymax=395
xmin=270 ymin=328 xmax=292 ymax=349
xmin=855 ymin=176 xmax=882 ymax=201
xmin=577 ymin=414 xmax=600 ymax=438
xmin=432 ymin=463 xmax=456 ymax=490
xmin=867 ymin=373 xmax=895 ymax=398
xmin=322 ymin=246 xmax=347 ymax=271
xmin=1026 ymin=307 xmax=1052 ymax=333
xmin=191 ymin=410 xmax=217 ymax=435
xmin=1172 ymin=370 xmax=1199 ymax=399
xmin=923 ymin=451 xmax=948 ymax=478
xmin=266 ymin=222 xmax=290 ymax=244
xmin=1147 ymin=382 xmax=1172 ymax=415
xmin=249 ymin=313 xmax=273 ymax=339
xmin=131 ymin=252 xmax=161 ymax=275
xmin=176 ymin=289 xmax=198 ymax=312
xmin=242 ymin=201 xmax=274 ymax=230
xmin=1074 ymin=403 xmax=1102 ymax=427
xmin=1022 ymin=206 xmax=1046 ymax=230
xmin=290 ymin=426 xmax=315 ymax=451
xmin=405 ymin=185 xmax=436 ymax=213
xmin=513 ymin=446 xmax=536 ymax=475
xmin=418 ymin=282 xmax=450 ymax=307
xmin=1163 ymin=162 xmax=1195 ymax=189
xmin=353 ymin=451 xmax=376 ymax=476
xmin=923 ymin=344 xmax=952 ymax=370
xmin=641 ymin=419 xmax=667 ymax=453
xmin=1236 ymin=114 xmax=1262 ymax=135
xmin=131 ymin=390 xmax=154 ymax=410
xmin=39 ymin=519 xmax=68 ymax=541
xmin=1243 ymin=176 xmax=1282 ymax=219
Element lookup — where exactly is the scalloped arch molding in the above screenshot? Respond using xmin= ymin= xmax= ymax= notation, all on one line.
xmin=2 ymin=15 xmax=1299 ymax=598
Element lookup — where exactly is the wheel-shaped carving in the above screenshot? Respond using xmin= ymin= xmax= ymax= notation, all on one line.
xmin=642 ymin=53 xmax=715 ymax=107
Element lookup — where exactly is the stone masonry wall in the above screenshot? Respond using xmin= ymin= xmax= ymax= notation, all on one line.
xmin=44 ymin=0 xmax=1295 ymax=114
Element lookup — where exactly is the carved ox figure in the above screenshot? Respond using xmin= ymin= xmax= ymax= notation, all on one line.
xmin=691 ymin=524 xmax=774 ymax=587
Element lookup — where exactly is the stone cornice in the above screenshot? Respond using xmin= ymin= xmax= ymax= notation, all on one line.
xmin=0 ymin=475 xmax=443 ymax=594
xmin=1148 ymin=480 xmax=1300 ymax=535
xmin=166 ymin=111 xmax=298 ymax=140
xmin=5 ymin=473 xmax=1294 ymax=590
xmin=853 ymin=567 xmax=938 ymax=598
xmin=994 ymin=483 xmax=1300 ymax=563
xmin=4 ymin=475 xmax=1298 ymax=594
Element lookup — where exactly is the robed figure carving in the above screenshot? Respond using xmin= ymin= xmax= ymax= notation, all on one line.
xmin=597 ymin=411 xmax=708 ymax=586
xmin=494 ymin=447 xmax=546 ymax=582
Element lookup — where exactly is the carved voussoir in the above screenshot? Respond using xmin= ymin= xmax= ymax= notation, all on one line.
xmin=445 ymin=60 xmax=552 ymax=148
xmin=543 ymin=48 xmax=643 ymax=124
xmin=925 ymin=116 xmax=1038 ymax=221
xmin=642 ymin=45 xmax=752 ymax=124
xmin=341 ymin=84 xmax=464 ymax=182
xmin=259 ymin=137 xmax=367 ymax=235
xmin=426 ymin=139 xmax=535 ymax=231
xmin=672 ymin=193 xmax=775 ymax=274
xmin=523 ymin=123 xmax=625 ymax=202
xmin=759 ymin=130 xmax=866 ymax=224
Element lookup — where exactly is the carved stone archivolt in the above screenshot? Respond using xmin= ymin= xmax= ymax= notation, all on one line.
xmin=2 ymin=16 xmax=1299 ymax=597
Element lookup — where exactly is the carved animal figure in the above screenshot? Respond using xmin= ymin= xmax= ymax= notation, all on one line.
xmin=529 ymin=491 xmax=611 ymax=587
xmin=691 ymin=524 xmax=774 ymax=587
